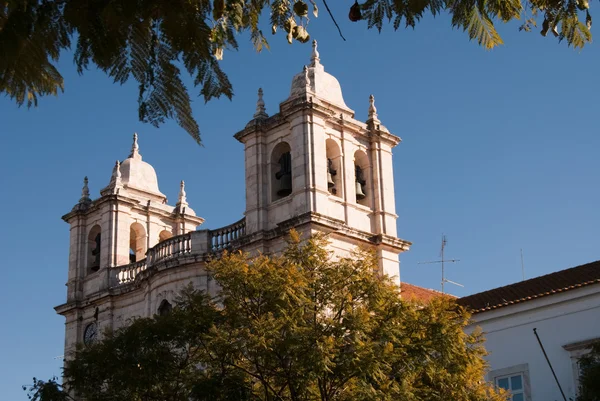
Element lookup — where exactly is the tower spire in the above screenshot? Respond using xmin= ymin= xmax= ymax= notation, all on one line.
xmin=113 ymin=160 xmax=123 ymax=193
xmin=80 ymin=176 xmax=91 ymax=203
xmin=129 ymin=132 xmax=141 ymax=159
xmin=310 ymin=40 xmax=320 ymax=67
xmin=254 ymin=88 xmax=268 ymax=119
xmin=303 ymin=65 xmax=311 ymax=92
xmin=177 ymin=180 xmax=188 ymax=208
xmin=368 ymin=94 xmax=380 ymax=124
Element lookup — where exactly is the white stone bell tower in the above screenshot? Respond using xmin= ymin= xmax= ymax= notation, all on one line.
xmin=61 ymin=134 xmax=204 ymax=302
xmin=235 ymin=41 xmax=411 ymax=284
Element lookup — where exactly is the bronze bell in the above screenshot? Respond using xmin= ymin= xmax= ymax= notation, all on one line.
xmin=276 ymin=152 xmax=292 ymax=197
xmin=91 ymin=233 xmax=101 ymax=271
xmin=355 ymin=181 xmax=366 ymax=200
xmin=277 ymin=173 xmax=292 ymax=197
xmin=355 ymin=165 xmax=366 ymax=200
xmin=327 ymin=172 xmax=335 ymax=188
xmin=327 ymin=158 xmax=336 ymax=188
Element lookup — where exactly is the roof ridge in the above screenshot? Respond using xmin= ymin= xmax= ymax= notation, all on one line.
xmin=458 ymin=259 xmax=600 ymax=313
xmin=464 ymin=259 xmax=600 ymax=298
xmin=401 ymin=282 xmax=458 ymax=299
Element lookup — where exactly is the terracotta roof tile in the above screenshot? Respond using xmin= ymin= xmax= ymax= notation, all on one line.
xmin=458 ymin=260 xmax=600 ymax=313
xmin=401 ymin=283 xmax=451 ymax=302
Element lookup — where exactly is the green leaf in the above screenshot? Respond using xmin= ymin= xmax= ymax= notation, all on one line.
xmin=450 ymin=0 xmax=504 ymax=49
xmin=560 ymin=15 xmax=592 ymax=49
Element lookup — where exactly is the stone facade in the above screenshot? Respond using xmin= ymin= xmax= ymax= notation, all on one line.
xmin=55 ymin=41 xmax=411 ymax=358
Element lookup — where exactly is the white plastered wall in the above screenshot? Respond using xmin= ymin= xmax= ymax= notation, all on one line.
xmin=466 ymin=286 xmax=600 ymax=401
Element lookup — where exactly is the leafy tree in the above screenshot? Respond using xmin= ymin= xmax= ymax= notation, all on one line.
xmin=27 ymin=233 xmax=506 ymax=400
xmin=0 ymin=0 xmax=594 ymax=144
xmin=577 ymin=342 xmax=600 ymax=401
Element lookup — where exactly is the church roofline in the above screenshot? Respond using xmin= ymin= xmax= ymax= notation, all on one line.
xmin=62 ymin=193 xmax=205 ymax=226
xmin=235 ymin=96 xmax=402 ymax=147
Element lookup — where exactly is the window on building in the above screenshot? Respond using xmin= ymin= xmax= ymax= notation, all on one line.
xmin=563 ymin=338 xmax=600 ymax=397
xmin=496 ymin=373 xmax=525 ymax=401
xmin=325 ymin=139 xmax=342 ymax=197
xmin=158 ymin=299 xmax=173 ymax=316
xmin=87 ymin=225 xmax=102 ymax=273
xmin=159 ymin=229 xmax=173 ymax=243
xmin=129 ymin=222 xmax=147 ymax=263
xmin=271 ymin=142 xmax=292 ymax=202
xmin=489 ymin=363 xmax=530 ymax=401
xmin=353 ymin=150 xmax=370 ymax=207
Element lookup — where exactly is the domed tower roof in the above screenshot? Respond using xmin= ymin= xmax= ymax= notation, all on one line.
xmin=287 ymin=40 xmax=352 ymax=112
xmin=102 ymin=133 xmax=167 ymax=203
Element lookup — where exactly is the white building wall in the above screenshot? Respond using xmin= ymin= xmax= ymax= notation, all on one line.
xmin=467 ymin=286 xmax=600 ymax=401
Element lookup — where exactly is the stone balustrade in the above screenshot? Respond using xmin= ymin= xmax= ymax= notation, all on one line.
xmin=110 ymin=218 xmax=246 ymax=286
xmin=114 ymin=259 xmax=147 ymax=285
xmin=148 ymin=233 xmax=192 ymax=265
xmin=208 ymin=217 xmax=246 ymax=252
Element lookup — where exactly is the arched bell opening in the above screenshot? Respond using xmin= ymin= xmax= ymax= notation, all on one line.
xmin=157 ymin=299 xmax=173 ymax=316
xmin=159 ymin=229 xmax=173 ymax=243
xmin=353 ymin=150 xmax=371 ymax=208
xmin=129 ymin=222 xmax=147 ymax=263
xmin=271 ymin=142 xmax=293 ymax=202
xmin=87 ymin=225 xmax=102 ymax=274
xmin=325 ymin=139 xmax=342 ymax=198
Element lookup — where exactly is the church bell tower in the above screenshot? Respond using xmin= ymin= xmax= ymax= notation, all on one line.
xmin=235 ymin=41 xmax=411 ymax=285
xmin=61 ymin=134 xmax=204 ymax=302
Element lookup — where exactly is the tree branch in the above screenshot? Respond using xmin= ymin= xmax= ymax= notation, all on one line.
xmin=321 ymin=0 xmax=346 ymax=41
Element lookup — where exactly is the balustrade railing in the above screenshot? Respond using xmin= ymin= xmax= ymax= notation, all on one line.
xmin=209 ymin=217 xmax=246 ymax=251
xmin=114 ymin=259 xmax=147 ymax=285
xmin=148 ymin=232 xmax=192 ymax=265
xmin=110 ymin=218 xmax=246 ymax=286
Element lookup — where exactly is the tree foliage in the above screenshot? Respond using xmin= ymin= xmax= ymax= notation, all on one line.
xmin=26 ymin=233 xmax=507 ymax=401
xmin=577 ymin=342 xmax=600 ymax=401
xmin=0 ymin=0 xmax=594 ymax=143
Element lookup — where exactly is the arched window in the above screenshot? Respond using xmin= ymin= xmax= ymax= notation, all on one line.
xmin=325 ymin=139 xmax=342 ymax=197
xmin=159 ymin=230 xmax=173 ymax=243
xmin=271 ymin=142 xmax=292 ymax=202
xmin=158 ymin=299 xmax=172 ymax=316
xmin=129 ymin=222 xmax=147 ymax=263
xmin=354 ymin=150 xmax=371 ymax=207
xmin=87 ymin=225 xmax=102 ymax=273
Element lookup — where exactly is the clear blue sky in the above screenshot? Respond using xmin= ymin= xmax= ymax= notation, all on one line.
xmin=1 ymin=6 xmax=599 ymax=400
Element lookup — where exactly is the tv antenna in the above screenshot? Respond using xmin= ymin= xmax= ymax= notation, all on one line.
xmin=521 ymin=248 xmax=526 ymax=281
xmin=418 ymin=235 xmax=462 ymax=294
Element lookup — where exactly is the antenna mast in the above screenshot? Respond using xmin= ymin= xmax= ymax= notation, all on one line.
xmin=521 ymin=249 xmax=525 ymax=281
xmin=418 ymin=234 xmax=462 ymax=294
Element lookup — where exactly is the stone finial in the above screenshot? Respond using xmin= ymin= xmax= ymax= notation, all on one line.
xmin=129 ymin=132 xmax=141 ymax=159
xmin=175 ymin=180 xmax=189 ymax=215
xmin=253 ymin=88 xmax=268 ymax=118
xmin=73 ymin=176 xmax=92 ymax=211
xmin=115 ymin=160 xmax=122 ymax=183
xmin=368 ymin=94 xmax=380 ymax=123
xmin=80 ymin=176 xmax=91 ymax=202
xmin=310 ymin=40 xmax=320 ymax=67
xmin=111 ymin=160 xmax=123 ymax=194
xmin=177 ymin=180 xmax=188 ymax=207
xmin=303 ymin=65 xmax=311 ymax=91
